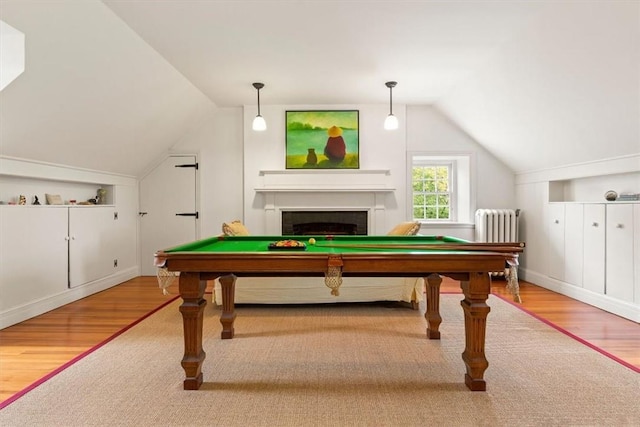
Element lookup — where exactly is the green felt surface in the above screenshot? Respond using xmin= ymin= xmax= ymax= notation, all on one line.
xmin=164 ymin=235 xmax=469 ymax=254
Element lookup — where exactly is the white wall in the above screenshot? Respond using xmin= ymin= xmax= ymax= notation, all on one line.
xmin=170 ymin=107 xmax=244 ymax=239
xmin=242 ymin=104 xmax=408 ymax=235
xmin=169 ymin=104 xmax=516 ymax=239
xmin=407 ymin=106 xmax=516 ymax=211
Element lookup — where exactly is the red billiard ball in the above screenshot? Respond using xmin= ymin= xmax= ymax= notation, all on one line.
xmin=326 ymin=235 xmax=334 ymax=241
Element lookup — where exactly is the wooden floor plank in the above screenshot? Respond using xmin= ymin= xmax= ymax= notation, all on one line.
xmin=1 ymin=276 xmax=638 ymax=402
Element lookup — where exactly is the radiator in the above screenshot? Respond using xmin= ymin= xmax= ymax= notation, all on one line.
xmin=474 ymin=208 xmax=522 ymax=301
xmin=475 ymin=209 xmax=520 ymax=243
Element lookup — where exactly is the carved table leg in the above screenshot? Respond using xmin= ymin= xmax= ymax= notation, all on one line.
xmin=178 ymin=272 xmax=207 ymax=390
xmin=460 ymin=272 xmax=491 ymax=391
xmin=425 ymin=274 xmax=442 ymax=339
xmin=219 ymin=274 xmax=237 ymax=339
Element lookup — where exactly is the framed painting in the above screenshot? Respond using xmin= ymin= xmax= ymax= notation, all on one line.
xmin=285 ymin=110 xmax=359 ymax=169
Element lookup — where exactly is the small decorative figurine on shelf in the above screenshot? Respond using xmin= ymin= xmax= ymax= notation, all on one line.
xmin=18 ymin=195 xmax=26 ymax=205
xmin=33 ymin=196 xmax=41 ymax=205
xmin=96 ymin=188 xmax=107 ymax=205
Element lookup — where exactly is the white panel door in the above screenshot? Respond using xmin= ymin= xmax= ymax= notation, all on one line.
xmin=0 ymin=206 xmax=68 ymax=311
xmin=582 ymin=204 xmax=605 ymax=294
xmin=564 ymin=203 xmax=583 ymax=287
xmin=546 ymin=203 xmax=565 ymax=281
xmin=69 ymin=207 xmax=117 ymax=288
xmin=605 ymin=204 xmax=634 ymax=301
xmin=140 ymin=155 xmax=197 ymax=276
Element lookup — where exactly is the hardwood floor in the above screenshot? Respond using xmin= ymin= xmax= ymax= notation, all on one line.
xmin=1 ymin=276 xmax=638 ymax=402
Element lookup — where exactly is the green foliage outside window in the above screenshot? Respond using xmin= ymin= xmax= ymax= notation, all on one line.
xmin=412 ymin=165 xmax=450 ymax=220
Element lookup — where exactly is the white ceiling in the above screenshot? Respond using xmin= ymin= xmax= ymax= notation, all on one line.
xmin=102 ymin=0 xmax=548 ymax=107
xmin=1 ymin=1 xmax=636 ymax=177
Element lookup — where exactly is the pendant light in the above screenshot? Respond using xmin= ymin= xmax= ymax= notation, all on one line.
xmin=384 ymin=81 xmax=398 ymax=130
xmin=252 ymin=82 xmax=266 ymax=131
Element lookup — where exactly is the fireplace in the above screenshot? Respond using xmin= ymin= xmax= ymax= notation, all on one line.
xmin=255 ymin=169 xmax=394 ymax=235
xmin=282 ymin=211 xmax=368 ymax=235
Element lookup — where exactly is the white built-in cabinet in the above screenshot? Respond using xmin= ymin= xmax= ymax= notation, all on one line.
xmin=582 ymin=204 xmax=605 ymax=294
xmin=635 ymin=205 xmax=640 ymax=306
xmin=0 ymin=207 xmax=69 ymax=311
xmin=605 ymin=204 xmax=635 ymax=301
xmin=545 ymin=201 xmax=639 ymax=321
xmin=564 ymin=203 xmax=584 ymax=287
xmin=68 ymin=207 xmax=121 ymax=288
xmin=0 ymin=158 xmax=139 ymax=328
xmin=1 ymin=203 xmax=137 ymax=301
xmin=546 ymin=203 xmax=565 ymax=281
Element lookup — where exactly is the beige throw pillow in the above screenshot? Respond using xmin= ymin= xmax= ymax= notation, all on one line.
xmin=387 ymin=221 xmax=421 ymax=236
xmin=222 ymin=220 xmax=250 ymax=236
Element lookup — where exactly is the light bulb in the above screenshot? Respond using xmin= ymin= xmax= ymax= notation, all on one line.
xmin=252 ymin=115 xmax=267 ymax=131
xmin=384 ymin=114 xmax=398 ymax=130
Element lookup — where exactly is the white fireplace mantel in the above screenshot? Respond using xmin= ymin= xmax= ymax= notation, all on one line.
xmin=255 ymin=170 xmax=395 ymax=234
xmin=256 ymin=169 xmax=395 ymax=193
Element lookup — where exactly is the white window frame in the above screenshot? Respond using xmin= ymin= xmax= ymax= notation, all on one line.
xmin=411 ymin=160 xmax=456 ymax=221
xmin=407 ymin=152 xmax=476 ymax=224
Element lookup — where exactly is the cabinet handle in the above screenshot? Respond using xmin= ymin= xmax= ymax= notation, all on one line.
xmin=554 ymin=219 xmax=559 ymax=224
xmin=592 ymin=222 xmax=598 ymax=227
xmin=616 ymin=224 xmax=624 ymax=229
xmin=64 ymin=236 xmax=70 ymax=241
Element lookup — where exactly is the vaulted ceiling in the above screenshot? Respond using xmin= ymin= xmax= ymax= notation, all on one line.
xmin=101 ymin=0 xmax=548 ymax=107
xmin=1 ymin=1 xmax=637 ymax=176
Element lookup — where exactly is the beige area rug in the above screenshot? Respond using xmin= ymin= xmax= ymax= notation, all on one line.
xmin=0 ymin=295 xmax=638 ymax=427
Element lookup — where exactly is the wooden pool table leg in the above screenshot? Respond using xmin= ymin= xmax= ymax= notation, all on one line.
xmin=424 ymin=274 xmax=442 ymax=339
xmin=178 ymin=272 xmax=207 ymax=390
xmin=219 ymin=274 xmax=237 ymax=339
xmin=460 ymin=272 xmax=491 ymax=391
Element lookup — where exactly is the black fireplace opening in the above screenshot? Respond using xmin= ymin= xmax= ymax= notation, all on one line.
xmin=282 ymin=211 xmax=368 ymax=235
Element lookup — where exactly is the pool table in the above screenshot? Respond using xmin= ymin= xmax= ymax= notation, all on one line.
xmin=155 ymin=234 xmax=523 ymax=392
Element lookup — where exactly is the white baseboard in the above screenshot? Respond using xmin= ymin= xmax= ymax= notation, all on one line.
xmin=520 ymin=268 xmax=639 ymax=323
xmin=0 ymin=267 xmax=139 ymax=329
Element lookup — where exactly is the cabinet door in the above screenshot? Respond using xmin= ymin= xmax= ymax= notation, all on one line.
xmin=0 ymin=207 xmax=69 ymax=311
xmin=634 ymin=205 xmax=640 ymax=305
xmin=583 ymin=204 xmax=605 ymax=294
xmin=547 ymin=203 xmax=565 ymax=281
xmin=112 ymin=185 xmax=138 ymax=272
xmin=564 ymin=204 xmax=583 ymax=286
xmin=605 ymin=204 xmax=634 ymax=301
xmin=69 ymin=207 xmax=116 ymax=288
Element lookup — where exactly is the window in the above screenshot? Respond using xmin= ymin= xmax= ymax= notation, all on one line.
xmin=412 ymin=164 xmax=452 ymax=220
xmin=408 ymin=153 xmax=474 ymax=223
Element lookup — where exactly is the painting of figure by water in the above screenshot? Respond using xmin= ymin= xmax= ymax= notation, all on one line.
xmin=285 ymin=110 xmax=359 ymax=169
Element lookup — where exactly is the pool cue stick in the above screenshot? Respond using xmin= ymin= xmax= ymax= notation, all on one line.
xmin=315 ymin=242 xmax=525 ymax=253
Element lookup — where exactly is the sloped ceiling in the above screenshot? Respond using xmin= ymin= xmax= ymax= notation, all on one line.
xmin=0 ymin=0 xmax=214 ymax=176
xmin=1 ymin=1 xmax=637 ymax=177
xmin=101 ymin=0 xmax=547 ymax=106
xmin=437 ymin=1 xmax=640 ymax=174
